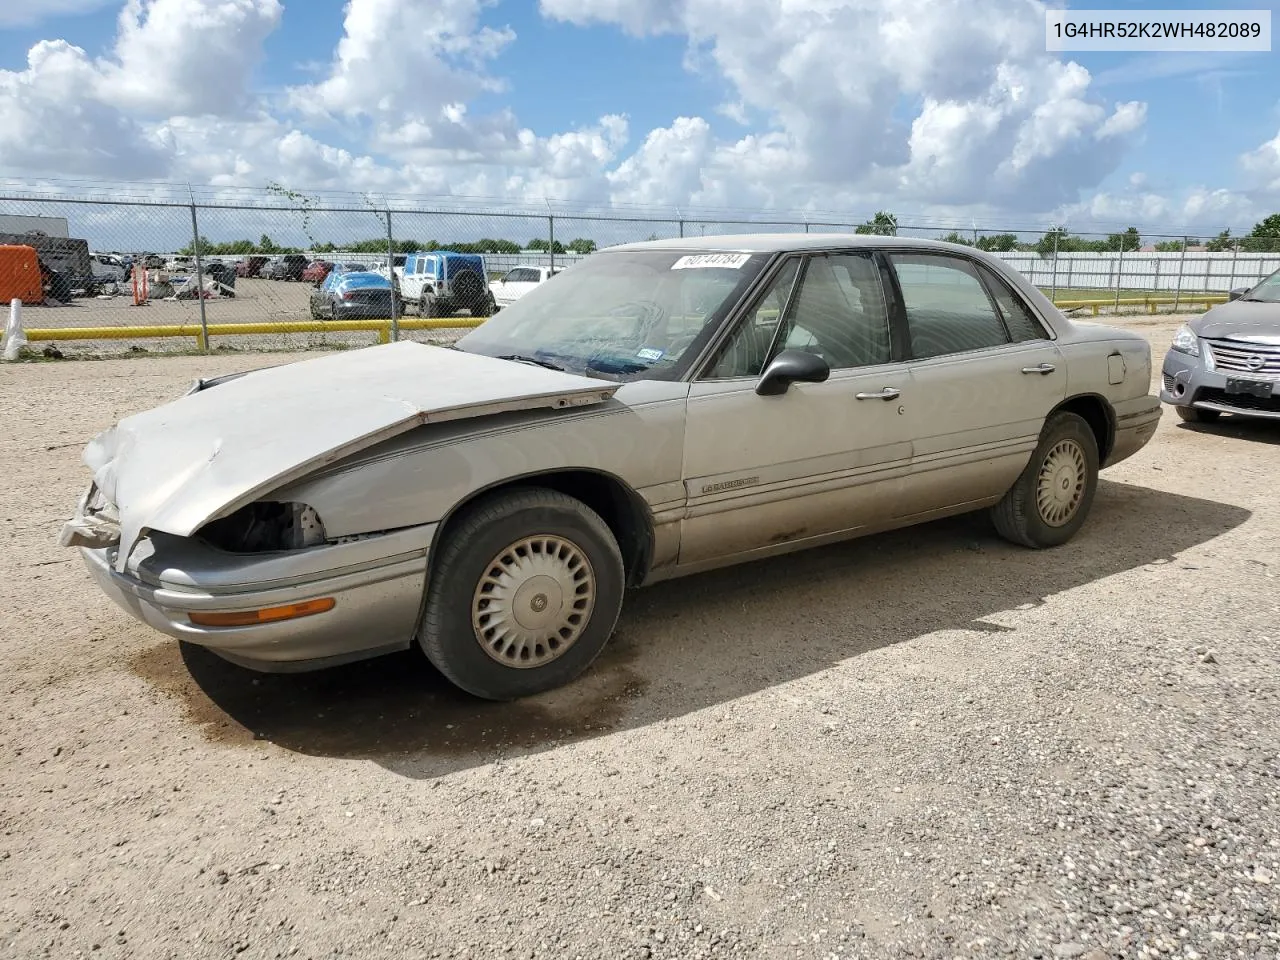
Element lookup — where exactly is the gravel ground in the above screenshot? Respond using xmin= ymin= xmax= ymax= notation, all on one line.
xmin=1 ymin=318 xmax=1277 ymax=960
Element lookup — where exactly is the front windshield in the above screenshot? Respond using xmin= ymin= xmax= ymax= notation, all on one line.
xmin=1242 ymin=267 xmax=1280 ymax=303
xmin=455 ymin=249 xmax=770 ymax=380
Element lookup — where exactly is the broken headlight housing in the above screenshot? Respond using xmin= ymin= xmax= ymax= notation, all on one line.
xmin=197 ymin=502 xmax=326 ymax=553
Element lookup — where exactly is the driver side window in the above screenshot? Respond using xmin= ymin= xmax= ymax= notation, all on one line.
xmin=706 ymin=253 xmax=892 ymax=379
xmin=707 ymin=258 xmax=800 ymax=379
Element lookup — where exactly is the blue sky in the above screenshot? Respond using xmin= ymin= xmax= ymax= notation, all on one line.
xmin=1 ymin=0 xmax=1279 ymax=236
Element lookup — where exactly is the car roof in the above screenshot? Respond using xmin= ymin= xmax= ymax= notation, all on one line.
xmin=604 ymin=232 xmax=977 ymax=255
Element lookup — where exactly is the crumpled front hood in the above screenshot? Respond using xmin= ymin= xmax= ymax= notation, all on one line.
xmin=1189 ymin=300 xmax=1280 ymax=341
xmin=70 ymin=341 xmax=618 ymax=572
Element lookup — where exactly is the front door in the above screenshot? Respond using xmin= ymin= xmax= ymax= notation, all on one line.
xmin=884 ymin=252 xmax=1068 ymax=518
xmin=679 ymin=252 xmax=915 ymax=566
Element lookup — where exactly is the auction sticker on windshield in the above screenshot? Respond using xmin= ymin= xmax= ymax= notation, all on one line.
xmin=671 ymin=253 xmax=752 ymax=270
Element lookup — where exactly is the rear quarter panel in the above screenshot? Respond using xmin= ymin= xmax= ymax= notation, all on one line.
xmin=1057 ymin=321 xmax=1154 ymax=405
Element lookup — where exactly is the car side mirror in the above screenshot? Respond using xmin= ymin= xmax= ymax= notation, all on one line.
xmin=755 ymin=349 xmax=831 ymax=396
xmin=1228 ymin=286 xmax=1250 ymax=301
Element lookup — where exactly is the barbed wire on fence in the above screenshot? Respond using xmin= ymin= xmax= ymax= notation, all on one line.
xmin=1 ymin=180 xmax=1278 ymax=359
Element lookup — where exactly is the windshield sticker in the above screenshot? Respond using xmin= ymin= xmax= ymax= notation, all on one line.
xmin=671 ymin=253 xmax=752 ymax=271
xmin=636 ymin=347 xmax=665 ymax=362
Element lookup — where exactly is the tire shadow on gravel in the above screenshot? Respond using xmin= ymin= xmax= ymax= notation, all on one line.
xmin=129 ymin=479 xmax=1250 ymax=778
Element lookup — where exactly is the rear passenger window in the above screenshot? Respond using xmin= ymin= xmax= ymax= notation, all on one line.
xmin=978 ymin=265 xmax=1048 ymax=342
xmin=889 ymin=254 xmax=1010 ymax=359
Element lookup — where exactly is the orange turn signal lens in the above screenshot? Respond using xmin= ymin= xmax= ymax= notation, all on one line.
xmin=188 ymin=597 xmax=336 ymax=628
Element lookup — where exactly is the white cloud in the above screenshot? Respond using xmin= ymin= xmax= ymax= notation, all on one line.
xmin=11 ymin=0 xmax=1263 ymax=237
xmin=0 ymin=41 xmax=173 ymax=179
xmin=0 ymin=0 xmax=285 ymax=185
xmin=0 ymin=0 xmax=117 ymax=27
xmin=1240 ymin=129 xmax=1280 ymax=194
xmin=288 ymin=0 xmax=513 ymax=120
xmin=104 ymin=0 xmax=284 ymax=116
xmin=541 ymin=0 xmax=1147 ymax=211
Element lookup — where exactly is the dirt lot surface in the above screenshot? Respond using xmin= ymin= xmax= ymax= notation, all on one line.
xmin=1 ymin=319 xmax=1277 ymax=960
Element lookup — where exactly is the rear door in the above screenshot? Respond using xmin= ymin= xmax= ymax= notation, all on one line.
xmin=884 ymin=252 xmax=1067 ymax=519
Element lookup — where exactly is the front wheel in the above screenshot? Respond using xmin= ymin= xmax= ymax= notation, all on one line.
xmin=418 ymin=488 xmax=626 ymax=700
xmin=1175 ymin=405 xmax=1220 ymax=423
xmin=991 ymin=411 xmax=1099 ymax=549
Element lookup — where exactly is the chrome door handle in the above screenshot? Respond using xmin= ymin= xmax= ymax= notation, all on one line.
xmin=855 ymin=387 xmax=901 ymax=401
xmin=1021 ymin=362 xmax=1056 ymax=375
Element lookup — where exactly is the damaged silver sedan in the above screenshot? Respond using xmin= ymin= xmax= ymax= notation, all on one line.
xmin=62 ymin=235 xmax=1162 ymax=700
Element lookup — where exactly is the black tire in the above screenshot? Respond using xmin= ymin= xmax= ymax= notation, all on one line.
xmin=418 ymin=488 xmax=626 ymax=700
xmin=991 ymin=411 xmax=1099 ymax=549
xmin=1175 ymin=405 xmax=1220 ymax=423
xmin=419 ymin=293 xmax=444 ymax=318
xmin=472 ymin=292 xmax=495 ymax=318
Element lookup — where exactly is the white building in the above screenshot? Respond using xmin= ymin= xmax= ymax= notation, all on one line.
xmin=0 ymin=214 xmax=69 ymax=238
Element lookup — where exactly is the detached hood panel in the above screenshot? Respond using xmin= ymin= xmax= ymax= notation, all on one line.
xmin=81 ymin=341 xmax=618 ymax=571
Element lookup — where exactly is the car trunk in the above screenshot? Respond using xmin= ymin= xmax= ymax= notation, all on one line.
xmin=342 ymin=287 xmax=392 ymax=306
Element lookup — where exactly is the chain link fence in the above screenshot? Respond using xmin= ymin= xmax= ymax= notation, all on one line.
xmin=2 ymin=184 xmax=1278 ymax=359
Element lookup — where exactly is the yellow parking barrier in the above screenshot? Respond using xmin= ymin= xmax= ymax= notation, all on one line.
xmin=20 ymin=317 xmax=484 ymax=349
xmin=1052 ymin=295 xmax=1227 ymax=316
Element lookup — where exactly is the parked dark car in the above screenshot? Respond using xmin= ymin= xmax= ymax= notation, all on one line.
xmin=308 ymin=270 xmax=399 ymax=319
xmin=237 ymin=256 xmax=270 ymax=278
xmin=1160 ymin=266 xmax=1280 ymax=424
xmin=269 ymin=254 xmax=310 ymax=281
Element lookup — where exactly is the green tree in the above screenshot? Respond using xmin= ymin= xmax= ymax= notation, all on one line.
xmin=567 ymin=238 xmax=598 ymax=254
xmin=936 ymin=231 xmax=972 ymax=246
xmin=855 ymin=210 xmax=897 ymax=236
xmin=1035 ymin=226 xmax=1070 ymax=256
xmin=1205 ymin=229 xmax=1233 ymax=252
xmin=975 ymin=233 xmax=1020 ymax=252
xmin=1243 ymin=213 xmax=1280 ymax=252
xmin=1104 ymin=227 xmax=1141 ymax=252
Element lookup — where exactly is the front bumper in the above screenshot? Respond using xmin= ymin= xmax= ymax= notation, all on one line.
xmin=78 ymin=524 xmax=436 ymax=672
xmin=1160 ymin=348 xmax=1280 ymax=421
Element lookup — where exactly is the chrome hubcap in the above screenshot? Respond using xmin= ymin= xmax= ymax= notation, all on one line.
xmin=1036 ymin=439 xmax=1086 ymax=527
xmin=471 ymin=535 xmax=596 ymax=669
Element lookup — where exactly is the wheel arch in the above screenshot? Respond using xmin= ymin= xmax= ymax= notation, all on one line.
xmin=1050 ymin=393 xmax=1115 ymax=463
xmin=425 ymin=468 xmax=656 ymax=590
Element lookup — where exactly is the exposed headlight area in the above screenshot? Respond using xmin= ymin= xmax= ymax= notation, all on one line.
xmin=1171 ymin=324 xmax=1201 ymax=357
xmin=196 ymin=501 xmax=327 ymax=553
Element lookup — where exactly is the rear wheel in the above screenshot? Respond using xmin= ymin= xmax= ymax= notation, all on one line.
xmin=991 ymin=411 xmax=1099 ymax=549
xmin=472 ymin=292 xmax=496 ymax=318
xmin=1175 ymin=405 xmax=1220 ymax=423
xmin=418 ymin=488 xmax=626 ymax=700
xmin=419 ymin=293 xmax=444 ymax=317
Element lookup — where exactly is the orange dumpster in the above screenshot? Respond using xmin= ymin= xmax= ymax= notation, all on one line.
xmin=0 ymin=245 xmax=43 ymax=305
